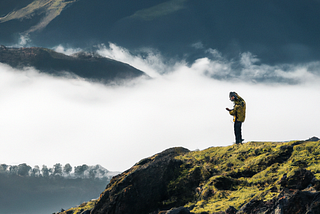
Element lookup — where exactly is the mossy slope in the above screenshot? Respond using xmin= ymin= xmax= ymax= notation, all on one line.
xmin=178 ymin=139 xmax=320 ymax=213
xmin=57 ymin=138 xmax=320 ymax=214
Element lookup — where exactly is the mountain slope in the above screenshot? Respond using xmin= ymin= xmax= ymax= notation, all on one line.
xmin=56 ymin=137 xmax=320 ymax=214
xmin=0 ymin=46 xmax=146 ymax=82
xmin=0 ymin=0 xmax=78 ymax=34
xmin=1 ymin=0 xmax=320 ymax=64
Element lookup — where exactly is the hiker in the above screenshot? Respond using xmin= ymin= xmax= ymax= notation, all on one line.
xmin=226 ymin=92 xmax=246 ymax=144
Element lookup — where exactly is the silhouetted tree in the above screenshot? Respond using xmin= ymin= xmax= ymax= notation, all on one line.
xmin=30 ymin=165 xmax=41 ymax=177
xmin=53 ymin=163 xmax=62 ymax=176
xmin=9 ymin=165 xmax=18 ymax=175
xmin=63 ymin=163 xmax=72 ymax=176
xmin=42 ymin=165 xmax=49 ymax=177
xmin=74 ymin=164 xmax=89 ymax=178
xmin=18 ymin=163 xmax=31 ymax=177
xmin=0 ymin=164 xmax=8 ymax=173
xmin=88 ymin=166 xmax=97 ymax=178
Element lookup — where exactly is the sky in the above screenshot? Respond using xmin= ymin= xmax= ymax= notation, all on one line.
xmin=1 ymin=43 xmax=320 ymax=172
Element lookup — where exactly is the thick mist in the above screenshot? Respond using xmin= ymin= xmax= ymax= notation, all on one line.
xmin=1 ymin=44 xmax=319 ymax=172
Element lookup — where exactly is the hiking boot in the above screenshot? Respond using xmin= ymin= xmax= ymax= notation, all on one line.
xmin=235 ymin=139 xmax=244 ymax=144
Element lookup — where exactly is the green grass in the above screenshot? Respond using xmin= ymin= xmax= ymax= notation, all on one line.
xmin=59 ymin=139 xmax=320 ymax=214
xmin=57 ymin=199 xmax=97 ymax=214
xmin=173 ymin=139 xmax=320 ymax=213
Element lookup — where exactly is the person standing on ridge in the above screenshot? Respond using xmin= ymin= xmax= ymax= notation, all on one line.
xmin=226 ymin=92 xmax=246 ymax=144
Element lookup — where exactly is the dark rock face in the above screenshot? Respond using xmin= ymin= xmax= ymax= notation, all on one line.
xmin=233 ymin=188 xmax=320 ymax=214
xmin=223 ymin=169 xmax=320 ymax=214
xmin=273 ymin=189 xmax=320 ymax=214
xmin=0 ymin=47 xmax=146 ymax=82
xmin=225 ymin=206 xmax=237 ymax=214
xmin=306 ymin=136 xmax=320 ymax=142
xmin=90 ymin=147 xmax=190 ymax=214
xmin=164 ymin=207 xmax=191 ymax=214
xmin=212 ymin=176 xmax=239 ymax=190
xmin=285 ymin=168 xmax=315 ymax=190
xmin=236 ymin=199 xmax=267 ymax=214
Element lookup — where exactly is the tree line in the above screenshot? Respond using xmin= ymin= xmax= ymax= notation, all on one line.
xmin=0 ymin=163 xmax=111 ymax=179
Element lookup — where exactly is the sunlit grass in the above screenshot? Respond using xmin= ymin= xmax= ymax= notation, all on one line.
xmin=58 ymin=199 xmax=97 ymax=214
xmin=174 ymin=139 xmax=320 ymax=213
xmin=58 ymin=139 xmax=320 ymax=214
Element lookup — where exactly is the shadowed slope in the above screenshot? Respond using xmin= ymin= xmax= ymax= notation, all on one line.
xmin=0 ymin=0 xmax=78 ymax=33
xmin=0 ymin=46 xmax=146 ymax=82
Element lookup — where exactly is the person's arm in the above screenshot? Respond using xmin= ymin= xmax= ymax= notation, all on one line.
xmin=229 ymin=104 xmax=239 ymax=116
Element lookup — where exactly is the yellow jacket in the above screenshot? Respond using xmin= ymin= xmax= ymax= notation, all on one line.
xmin=229 ymin=93 xmax=246 ymax=122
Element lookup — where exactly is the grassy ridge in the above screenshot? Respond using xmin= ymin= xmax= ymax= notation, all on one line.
xmin=58 ymin=139 xmax=320 ymax=214
xmin=173 ymin=140 xmax=320 ymax=213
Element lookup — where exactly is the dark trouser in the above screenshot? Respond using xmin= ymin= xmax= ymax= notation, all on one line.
xmin=234 ymin=121 xmax=242 ymax=144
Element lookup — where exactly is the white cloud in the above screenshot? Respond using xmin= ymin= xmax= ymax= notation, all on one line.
xmin=18 ymin=34 xmax=31 ymax=47
xmin=0 ymin=44 xmax=320 ymax=172
xmin=97 ymin=43 xmax=184 ymax=78
xmin=54 ymin=45 xmax=82 ymax=56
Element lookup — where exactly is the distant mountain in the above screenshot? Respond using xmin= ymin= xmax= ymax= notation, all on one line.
xmin=56 ymin=137 xmax=320 ymax=214
xmin=0 ymin=46 xmax=146 ymax=82
xmin=1 ymin=0 xmax=320 ymax=64
xmin=0 ymin=0 xmax=78 ymax=34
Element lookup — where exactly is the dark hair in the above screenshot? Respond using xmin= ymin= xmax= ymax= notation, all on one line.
xmin=229 ymin=92 xmax=237 ymax=99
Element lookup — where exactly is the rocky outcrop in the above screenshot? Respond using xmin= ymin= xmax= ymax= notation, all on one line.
xmin=89 ymin=155 xmax=320 ymax=214
xmin=57 ymin=138 xmax=320 ymax=214
xmin=91 ymin=147 xmax=190 ymax=214
xmin=221 ymin=168 xmax=320 ymax=214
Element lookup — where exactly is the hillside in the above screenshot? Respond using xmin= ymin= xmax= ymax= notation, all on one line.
xmin=56 ymin=137 xmax=320 ymax=214
xmin=0 ymin=46 xmax=146 ymax=82
xmin=1 ymin=0 xmax=320 ymax=64
xmin=0 ymin=0 xmax=77 ymax=34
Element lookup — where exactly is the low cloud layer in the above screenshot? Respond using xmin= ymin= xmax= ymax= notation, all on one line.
xmin=98 ymin=43 xmax=320 ymax=84
xmin=1 ymin=44 xmax=320 ymax=171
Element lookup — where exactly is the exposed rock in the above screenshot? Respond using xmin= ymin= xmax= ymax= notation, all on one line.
xmin=268 ymin=189 xmax=320 ymax=214
xmin=165 ymin=206 xmax=191 ymax=214
xmin=306 ymin=136 xmax=320 ymax=142
xmin=284 ymin=168 xmax=314 ymax=190
xmin=214 ymin=188 xmax=320 ymax=214
xmin=232 ymin=169 xmax=318 ymax=214
xmin=90 ymin=147 xmax=190 ymax=214
xmin=225 ymin=206 xmax=237 ymax=214
xmin=212 ymin=176 xmax=239 ymax=190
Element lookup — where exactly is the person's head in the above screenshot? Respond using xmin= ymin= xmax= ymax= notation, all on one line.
xmin=229 ymin=92 xmax=237 ymax=101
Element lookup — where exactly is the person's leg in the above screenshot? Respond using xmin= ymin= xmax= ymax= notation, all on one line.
xmin=234 ymin=121 xmax=242 ymax=144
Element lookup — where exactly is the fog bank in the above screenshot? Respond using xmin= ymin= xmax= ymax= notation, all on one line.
xmin=1 ymin=44 xmax=319 ymax=171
